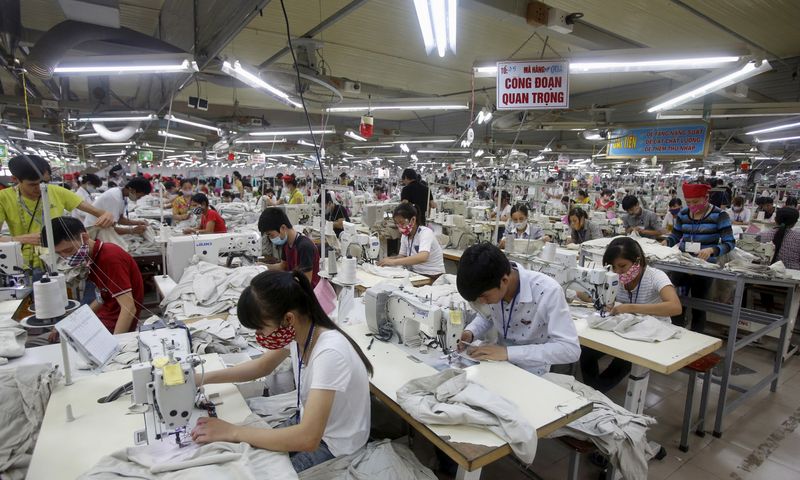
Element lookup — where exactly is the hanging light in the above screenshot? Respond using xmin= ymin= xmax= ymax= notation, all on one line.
xmin=413 ymin=0 xmax=457 ymax=57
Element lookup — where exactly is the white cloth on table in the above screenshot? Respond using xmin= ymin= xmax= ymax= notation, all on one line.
xmin=189 ymin=319 xmax=248 ymax=355
xmin=0 ymin=319 xmax=26 ymax=364
xmin=298 ymin=439 xmax=437 ymax=480
xmin=78 ymin=416 xmax=297 ymax=479
xmin=544 ymin=373 xmax=656 ymax=480
xmin=0 ymin=364 xmax=61 ymax=480
xmin=586 ymin=313 xmax=683 ymax=342
xmin=359 ymin=263 xmax=409 ymax=279
xmin=396 ymin=368 xmax=537 ymax=463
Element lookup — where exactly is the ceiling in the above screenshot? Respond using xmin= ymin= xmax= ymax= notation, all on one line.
xmin=1 ymin=0 xmax=800 ymax=175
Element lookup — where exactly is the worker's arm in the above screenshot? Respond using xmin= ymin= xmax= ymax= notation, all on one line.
xmin=198 ymin=221 xmax=216 ymax=234
xmin=89 ymin=300 xmax=101 ymax=313
xmin=1 ymin=232 xmax=41 ymax=245
xmin=76 ymin=201 xmax=115 ymax=228
xmin=332 ymin=217 xmax=345 ymax=230
xmin=379 ymin=251 xmax=428 ymax=267
xmin=112 ymin=292 xmax=136 ymax=334
xmin=118 ymin=216 xmax=148 ymax=226
xmin=115 ymin=225 xmax=147 ymax=235
xmin=609 ymin=285 xmax=682 ymax=317
xmin=198 ymin=348 xmax=290 ymax=386
xmin=266 ymin=260 xmax=288 ymax=271
xmin=638 ymin=227 xmax=663 ymax=237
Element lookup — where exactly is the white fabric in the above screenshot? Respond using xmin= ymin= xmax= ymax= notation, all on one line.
xmin=616 ymin=267 xmax=674 ymax=322
xmin=290 ymin=330 xmax=370 ymax=457
xmin=398 ymin=226 xmax=445 ymax=275
xmin=465 ymin=265 xmax=581 ymax=375
xmin=544 ymin=373 xmax=656 ymax=480
xmin=0 ymin=319 xmax=26 ymax=363
xmin=725 ymin=207 xmax=752 ymax=224
xmin=247 ymin=391 xmax=298 ymax=427
xmin=298 ymin=439 xmax=437 ymax=480
xmin=73 ymin=186 xmax=92 ymax=221
xmin=581 ymin=235 xmax=681 ymax=261
xmin=84 ymin=187 xmax=125 ymax=227
xmin=505 ymin=222 xmax=544 ymax=240
xmin=396 ymin=369 xmax=537 ymax=463
xmin=359 ymin=263 xmax=410 ymax=279
xmin=586 ymin=313 xmax=683 ymax=342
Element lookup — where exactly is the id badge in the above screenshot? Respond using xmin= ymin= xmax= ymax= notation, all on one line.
xmin=685 ymin=241 xmax=701 ymax=253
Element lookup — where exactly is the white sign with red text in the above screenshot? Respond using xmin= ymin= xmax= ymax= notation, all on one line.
xmin=496 ymin=60 xmax=569 ymax=110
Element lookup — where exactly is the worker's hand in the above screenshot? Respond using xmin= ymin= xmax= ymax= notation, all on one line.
xmin=191 ymin=417 xmax=238 ymax=444
xmin=467 ymin=344 xmax=508 ymax=361
xmin=183 ymin=228 xmax=196 ymax=235
xmin=457 ymin=330 xmax=474 ymax=352
xmin=607 ymin=303 xmax=632 ymax=316
xmin=697 ymin=248 xmax=716 ymax=261
xmin=378 ymin=258 xmax=395 ymax=267
xmin=136 ymin=219 xmax=149 ymax=226
xmin=47 ymin=328 xmax=59 ymax=343
xmin=660 ymin=240 xmax=668 ymax=246
xmin=14 ymin=233 xmax=41 ymax=245
xmin=94 ymin=211 xmax=116 ymax=228
xmin=130 ymin=225 xmax=147 ymax=235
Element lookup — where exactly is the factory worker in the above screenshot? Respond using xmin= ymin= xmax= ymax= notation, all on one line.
xmin=490 ymin=190 xmax=511 ymax=221
xmin=281 ymin=177 xmax=305 ymax=205
xmin=594 ymin=188 xmax=615 ymax=212
xmin=755 ymin=197 xmax=775 ymax=222
xmin=232 ymin=170 xmax=244 ymax=196
xmin=575 ymin=190 xmax=591 ymax=205
xmin=259 ymin=207 xmax=320 ymax=286
xmin=43 ymin=217 xmax=143 ymax=334
xmin=0 ymin=155 xmax=115 ymax=273
xmin=378 ymin=203 xmax=445 ymax=280
xmin=83 ymin=177 xmax=151 ymax=236
xmin=171 ymin=179 xmax=194 ymax=221
xmin=621 ymin=195 xmax=662 ymax=239
xmin=259 ymin=188 xmax=279 ymax=210
xmin=318 ymin=192 xmax=349 ymax=237
xmin=192 ymin=270 xmax=372 ymax=472
xmin=577 ymin=237 xmax=681 ymax=392
xmin=567 ymin=208 xmax=603 ymax=245
xmin=758 ymin=207 xmax=800 ymax=270
xmin=726 ymin=196 xmax=751 ymax=225
xmin=498 ymin=204 xmax=549 ymax=249
xmin=72 ymin=173 xmax=102 ymax=222
xmin=455 ymin=243 xmax=580 ymax=375
xmin=664 ymin=182 xmax=735 ymax=333
xmin=183 ymin=193 xmax=226 ymax=234
xmin=662 ymin=198 xmax=682 ymax=232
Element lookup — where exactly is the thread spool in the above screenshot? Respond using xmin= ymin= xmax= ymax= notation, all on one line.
xmin=49 ymin=272 xmax=68 ymax=308
xmin=327 ymin=255 xmax=338 ymax=275
xmin=159 ymin=227 xmax=171 ymax=243
xmin=445 ymin=214 xmax=455 ymax=225
xmin=540 ymin=242 xmax=557 ymax=262
xmin=33 ymin=278 xmax=66 ymax=319
xmin=339 ymin=256 xmax=357 ymax=284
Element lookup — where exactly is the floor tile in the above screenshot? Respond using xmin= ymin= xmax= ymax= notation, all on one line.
xmin=665 ymin=463 xmax=724 ymax=480
xmin=687 ymin=440 xmax=751 ymax=478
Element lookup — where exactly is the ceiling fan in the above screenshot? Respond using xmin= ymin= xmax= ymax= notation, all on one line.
xmin=579 ymin=128 xmax=631 ymax=142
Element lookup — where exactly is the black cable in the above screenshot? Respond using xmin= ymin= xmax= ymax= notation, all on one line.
xmin=279 ymin=0 xmax=326 ymax=184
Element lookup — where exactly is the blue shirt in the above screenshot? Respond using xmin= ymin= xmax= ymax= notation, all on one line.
xmin=666 ymin=205 xmax=735 ymax=263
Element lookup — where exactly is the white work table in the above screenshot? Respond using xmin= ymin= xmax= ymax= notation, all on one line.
xmin=321 ymin=265 xmax=432 ymax=295
xmin=154 ymin=274 xmax=178 ymax=299
xmin=26 ymin=353 xmax=296 ymax=480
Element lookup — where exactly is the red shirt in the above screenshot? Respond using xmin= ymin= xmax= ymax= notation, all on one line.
xmin=88 ymin=240 xmax=144 ymax=333
xmin=283 ymin=233 xmax=320 ymax=287
xmin=201 ymin=209 xmax=227 ymax=233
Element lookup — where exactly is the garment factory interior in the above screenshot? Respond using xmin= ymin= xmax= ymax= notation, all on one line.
xmin=2 ymin=1 xmax=800 ymax=479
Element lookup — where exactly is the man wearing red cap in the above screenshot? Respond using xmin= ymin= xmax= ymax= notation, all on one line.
xmin=664 ymin=182 xmax=736 ymax=332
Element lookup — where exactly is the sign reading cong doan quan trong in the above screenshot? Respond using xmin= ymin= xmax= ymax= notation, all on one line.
xmin=496 ymin=60 xmax=569 ymax=110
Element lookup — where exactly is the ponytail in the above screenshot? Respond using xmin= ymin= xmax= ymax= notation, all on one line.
xmin=772 ymin=224 xmax=788 ymax=264
xmin=772 ymin=207 xmax=800 ymax=264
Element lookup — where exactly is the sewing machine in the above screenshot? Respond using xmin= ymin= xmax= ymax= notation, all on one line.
xmin=739 ymin=234 xmax=776 ymax=264
xmin=530 ymin=252 xmax=619 ymax=310
xmin=131 ymin=321 xmax=205 ymax=446
xmin=0 ymin=241 xmax=31 ymax=301
xmin=439 ymin=199 xmax=466 ymax=216
xmin=333 ymin=222 xmax=381 ymax=262
xmin=365 ymin=284 xmax=466 ymax=353
xmin=166 ymin=232 xmax=261 ymax=281
xmin=362 ymin=202 xmax=398 ymax=228
xmin=278 ymin=203 xmax=316 ymax=226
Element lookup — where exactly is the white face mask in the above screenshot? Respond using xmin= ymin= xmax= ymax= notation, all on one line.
xmin=513 ymin=222 xmax=527 ymax=231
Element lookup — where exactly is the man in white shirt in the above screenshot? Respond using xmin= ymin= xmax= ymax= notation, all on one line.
xmin=456 ymin=243 xmax=580 ymax=375
xmin=83 ymin=178 xmax=151 ymax=235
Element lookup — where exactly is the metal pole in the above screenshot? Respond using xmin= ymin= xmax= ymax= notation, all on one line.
xmin=39 ymin=182 xmax=57 ymax=271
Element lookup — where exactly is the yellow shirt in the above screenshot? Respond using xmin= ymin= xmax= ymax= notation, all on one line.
xmin=0 ymin=185 xmax=83 ymax=268
xmin=576 ymin=198 xmax=590 ymax=205
xmin=234 ymin=179 xmax=244 ymax=195
xmin=172 ymin=195 xmax=189 ymax=215
xmin=288 ymin=189 xmax=304 ymax=205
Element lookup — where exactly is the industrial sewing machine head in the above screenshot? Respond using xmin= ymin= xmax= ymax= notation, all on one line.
xmin=166 ymin=232 xmax=261 ymax=280
xmin=531 ymin=252 xmax=619 ymax=312
xmin=362 ymin=202 xmax=399 ymax=228
xmin=279 ymin=204 xmax=316 ymax=226
xmin=0 ymin=241 xmax=31 ymax=301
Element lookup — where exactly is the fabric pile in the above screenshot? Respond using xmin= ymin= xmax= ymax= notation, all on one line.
xmin=0 ymin=319 xmax=27 ymax=365
xmin=188 ymin=318 xmax=248 ymax=354
xmin=581 ymin=235 xmax=681 ymax=262
xmin=298 ymin=439 xmax=438 ymax=480
xmin=216 ymin=203 xmax=260 ymax=228
xmin=544 ymin=373 xmax=657 ymax=480
xmin=125 ymin=227 xmax=161 ymax=256
xmin=396 ymin=369 xmax=537 ymax=463
xmin=0 ymin=364 xmax=62 ymax=480
xmin=586 ymin=313 xmax=683 ymax=342
xmin=247 ymin=391 xmax=298 ymax=427
xmin=160 ymin=261 xmax=268 ymax=319
xmin=78 ymin=335 xmax=139 ymax=371
xmin=360 ymin=263 xmax=410 ymax=279
xmin=78 ymin=415 xmax=298 ymax=480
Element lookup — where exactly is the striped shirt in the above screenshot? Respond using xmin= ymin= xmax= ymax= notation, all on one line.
xmin=617 ymin=266 xmax=673 ymax=322
xmin=758 ymin=228 xmax=800 ymax=270
xmin=666 ymin=206 xmax=735 ymax=263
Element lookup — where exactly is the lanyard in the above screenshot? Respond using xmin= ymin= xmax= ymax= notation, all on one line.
xmin=628 ymin=281 xmax=642 ymax=304
xmin=406 ymin=227 xmax=420 ymax=257
xmin=500 ymin=290 xmax=520 ymax=339
xmin=295 ymin=323 xmax=316 ymax=422
xmin=16 ymin=186 xmax=43 ymax=230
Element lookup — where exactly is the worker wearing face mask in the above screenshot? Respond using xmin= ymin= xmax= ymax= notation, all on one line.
xmin=172 ymin=180 xmax=195 ymax=221
xmin=183 ymin=193 xmax=226 ymax=234
xmin=498 ymin=204 xmax=549 ymax=249
xmin=726 ymin=196 xmax=751 ymax=225
xmin=258 ymin=207 xmax=320 ymax=287
xmin=83 ymin=177 xmax=151 ymax=236
xmin=662 ymin=198 xmax=683 ymax=233
xmin=72 ymin=173 xmax=102 ymax=222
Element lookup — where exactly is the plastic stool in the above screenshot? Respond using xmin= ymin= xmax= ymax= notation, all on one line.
xmin=679 ymin=353 xmax=722 ymax=452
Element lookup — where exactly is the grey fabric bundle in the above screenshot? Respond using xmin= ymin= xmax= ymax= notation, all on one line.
xmin=298 ymin=439 xmax=437 ymax=480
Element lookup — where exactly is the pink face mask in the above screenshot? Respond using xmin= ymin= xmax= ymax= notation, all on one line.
xmin=398 ymin=220 xmax=415 ymax=236
xmin=688 ymin=202 xmax=708 ymax=215
xmin=255 ymin=325 xmax=295 ymax=350
xmin=618 ymin=262 xmax=642 ymax=285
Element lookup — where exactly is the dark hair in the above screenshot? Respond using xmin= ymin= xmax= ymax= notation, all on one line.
xmin=41 ymin=216 xmax=86 ymax=247
xmin=621 ymin=195 xmax=639 ymax=211
xmin=180 ymin=179 xmax=193 ymax=189
xmin=577 ymin=190 xmax=588 ymax=198
xmin=393 ymin=202 xmax=418 ymax=221
xmin=668 ymin=198 xmax=682 ymax=208
xmin=259 ymin=207 xmax=292 ymax=232
xmin=510 ymin=203 xmax=528 ymax=217
xmin=732 ymin=196 xmax=744 ymax=207
xmin=603 ymin=237 xmax=647 ymax=269
xmin=401 ymin=168 xmax=418 ymax=181
xmin=772 ymin=207 xmax=800 ymax=263
xmin=786 ymin=197 xmax=798 ymax=208
xmin=163 ymin=181 xmax=176 ymax=191
xmin=601 ymin=188 xmax=613 ymax=197
xmin=238 ymin=270 xmax=372 ymax=375
xmin=756 ymin=196 xmax=774 ymax=206
xmin=546 ymin=177 xmax=555 ymax=184
xmin=125 ymin=178 xmax=152 ymax=194
xmin=108 ymin=181 xmax=117 ymax=188
xmin=80 ymin=173 xmax=102 ymax=188
xmin=190 ymin=193 xmax=209 ymax=207
xmin=265 ymin=188 xmax=275 ymax=195
xmin=568 ymin=207 xmax=588 ymax=221
xmin=9 ymin=155 xmax=51 ymax=181
xmin=456 ymin=243 xmax=512 ymax=301
xmin=222 ymin=191 xmax=233 ymax=198
xmin=233 ymin=171 xmax=242 ymax=180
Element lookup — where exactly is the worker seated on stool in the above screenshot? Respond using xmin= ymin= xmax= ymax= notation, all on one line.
xmin=192 ymin=270 xmax=372 ymax=473
xmin=576 ymin=237 xmax=681 ymax=392
xmin=42 ymin=217 xmax=143 ymax=334
xmin=259 ymin=208 xmax=320 ymax=287
xmin=378 ymin=203 xmax=445 ymax=281
xmin=455 ymin=243 xmax=580 ymax=375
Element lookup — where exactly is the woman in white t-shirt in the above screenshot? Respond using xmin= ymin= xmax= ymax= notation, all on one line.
xmin=379 ymin=203 xmax=445 ymax=279
xmin=191 ymin=270 xmax=373 ymax=472
xmin=578 ymin=237 xmax=682 ymax=392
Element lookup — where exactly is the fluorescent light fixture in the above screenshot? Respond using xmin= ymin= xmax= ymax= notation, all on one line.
xmin=746 ymin=119 xmax=800 ymax=135
xmin=221 ymin=59 xmax=301 ymax=109
xmin=341 ymin=152 xmax=354 ymax=157
xmin=344 ymin=129 xmax=367 ymax=142
xmin=9 ymin=136 xmax=70 ymax=146
xmin=70 ymin=113 xmax=157 ymax=123
xmin=232 ymin=138 xmax=288 ymax=144
xmin=387 ymin=138 xmax=455 ymax=144
xmin=413 ymin=0 xmax=457 ymax=57
xmin=417 ymin=149 xmax=470 ymax=154
xmin=2 ymin=125 xmax=50 ymax=135
xmin=657 ymin=112 xmax=800 ymax=120
xmin=164 ymin=114 xmax=221 ymax=134
xmin=475 ymin=149 xmax=484 ymax=157
xmin=158 ymin=130 xmax=195 ymax=141
xmin=400 ymin=143 xmax=410 ymax=153
xmin=411 ymin=154 xmax=419 ymax=161
xmin=325 ymin=98 xmax=469 ymax=113
xmin=93 ymin=151 xmax=125 ymax=157
xmin=250 ymin=127 xmax=335 ymax=137
xmin=647 ymin=60 xmax=772 ymax=113
xmin=87 ymin=142 xmax=134 ymax=147
xmin=755 ymin=135 xmax=800 ymax=143
xmin=297 ymin=139 xmax=316 ymax=147
xmin=54 ymin=54 xmax=198 ymax=75
xmin=78 ymin=132 xmax=100 ymax=138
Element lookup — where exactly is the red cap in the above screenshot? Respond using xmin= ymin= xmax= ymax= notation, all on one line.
xmin=682 ymin=183 xmax=711 ymax=199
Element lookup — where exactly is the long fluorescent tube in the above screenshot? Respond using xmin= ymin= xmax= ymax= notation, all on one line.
xmin=87 ymin=142 xmax=134 ymax=147
xmin=417 ymin=149 xmax=470 ymax=154
xmin=413 ymin=0 xmax=457 ymax=57
xmin=232 ymin=138 xmax=288 ymax=144
xmin=297 ymin=139 xmax=315 ymax=147
xmin=70 ymin=114 xmax=157 ymax=122
xmin=54 ymin=54 xmax=197 ymax=75
xmin=755 ymin=135 xmax=800 ymax=143
xmin=9 ymin=136 xmax=69 ymax=146
xmin=327 ymin=102 xmax=469 ymax=113
xmin=351 ymin=144 xmax=393 ymax=149
xmin=746 ymin=120 xmax=800 ymax=135
xmin=647 ymin=60 xmax=772 ymax=113
xmin=158 ymin=130 xmax=195 ymax=141
xmin=2 ymin=125 xmax=51 ymax=135
xmin=344 ymin=129 xmax=367 ymax=142
xmin=387 ymin=138 xmax=454 ymax=144
xmin=93 ymin=151 xmax=125 ymax=157
xmin=657 ymin=112 xmax=800 ymax=120
xmin=78 ymin=132 xmax=100 ymax=138
xmin=221 ymin=60 xmax=301 ymax=109
xmin=250 ymin=127 xmax=335 ymax=136
xmin=164 ymin=114 xmax=221 ymax=134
